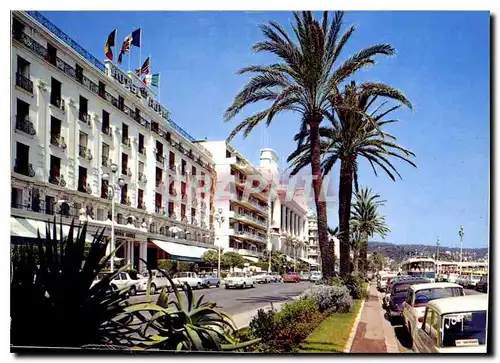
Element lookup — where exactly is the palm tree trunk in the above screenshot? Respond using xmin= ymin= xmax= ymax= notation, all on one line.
xmin=360 ymin=236 xmax=368 ymax=276
xmin=309 ymin=120 xmax=333 ymax=279
xmin=338 ymin=158 xmax=354 ymax=277
xmin=353 ymin=246 xmax=359 ymax=274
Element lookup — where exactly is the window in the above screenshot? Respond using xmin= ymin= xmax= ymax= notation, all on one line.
xmin=79 ymin=96 xmax=88 ymax=121
xmin=50 ymin=116 xmax=62 ymax=142
xmin=12 ymin=17 xmax=25 ymax=39
xmin=102 ymin=110 xmax=110 ymax=134
xmin=156 ymin=167 xmax=163 ymax=185
xmin=50 ymin=78 xmax=62 ymax=107
xmin=121 ymin=153 xmax=128 ymax=175
xmin=122 ymin=123 xmax=129 ymax=140
xmin=138 ymin=161 xmax=145 ymax=174
xmin=415 ymin=288 xmax=465 ymax=306
xmin=14 ymin=142 xmax=30 ymax=175
xmin=138 ymin=189 xmax=144 ymax=208
xmin=138 ymin=133 xmax=145 ymax=153
xmin=45 ymin=195 xmax=55 ymax=215
xmin=96 ymin=208 xmax=105 ymax=221
xmin=49 ymin=155 xmax=61 ymax=183
xmin=181 ymin=204 xmax=186 ymax=219
xmin=17 ymin=56 xmax=30 ymax=78
xmin=181 ymin=159 xmax=186 ymax=175
xmin=191 ymin=166 xmax=197 ymax=177
xmin=168 ymin=201 xmax=174 ymax=217
xmin=102 ymin=143 xmax=110 ymax=167
xmin=120 ymin=184 xmax=128 ymax=204
xmin=166 ymin=132 xmax=171 ymax=141
xmin=155 ymin=193 xmax=162 ymax=211
xmin=75 ymin=64 xmax=83 ymax=83
xmin=191 ymin=208 xmax=196 ymax=218
xmin=442 ymin=311 xmax=487 ymax=347
xmin=135 ymin=107 xmax=140 ymax=121
xmin=11 ymin=187 xmax=23 ymax=209
xmin=78 ymin=166 xmax=87 ymax=192
xmin=79 ymin=131 xmax=88 ymax=147
xmin=169 ymin=181 xmax=176 ymax=196
xmin=181 ymin=182 xmax=187 ymax=198
xmin=98 ymin=81 xmax=105 ymax=98
xmin=151 ymin=121 xmax=159 ymax=133
xmin=169 ymin=151 xmax=175 ymax=169
xmin=47 ymin=42 xmax=57 ymax=65
xmin=118 ymin=95 xmax=124 ymax=111
xmin=101 ymin=179 xmax=109 ymax=198
xmin=226 ymin=149 xmax=232 ymax=158
xmin=16 ymin=98 xmax=29 ymax=122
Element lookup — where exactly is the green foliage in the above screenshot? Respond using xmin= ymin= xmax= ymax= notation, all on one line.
xmin=221 ymin=252 xmax=245 ymax=269
xmin=253 ymin=261 xmax=269 ymax=270
xmin=157 ymin=259 xmax=174 ymax=273
xmin=299 ymin=284 xmax=353 ymax=313
xmin=368 ymin=252 xmax=385 ymax=272
xmin=202 ymin=250 xmax=219 ymax=265
xmin=127 ymin=269 xmax=139 ymax=280
xmin=10 ymin=219 xmax=132 ymax=348
xmin=124 ymin=268 xmax=260 ymax=351
xmin=342 ymin=275 xmax=368 ymax=300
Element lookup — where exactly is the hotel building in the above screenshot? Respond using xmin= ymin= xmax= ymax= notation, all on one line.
xmin=10 ymin=11 xmax=217 ymax=271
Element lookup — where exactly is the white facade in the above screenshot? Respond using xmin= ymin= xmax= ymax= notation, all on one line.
xmin=200 ymin=142 xmax=309 ymax=265
xmin=11 ymin=11 xmax=216 ymax=272
xmin=306 ymin=212 xmax=340 ymax=269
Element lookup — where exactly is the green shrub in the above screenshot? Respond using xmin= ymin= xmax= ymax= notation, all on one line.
xmin=299 ymin=284 xmax=353 ymax=313
xmin=343 ymin=275 xmax=368 ymax=300
xmin=157 ymin=259 xmax=173 ymax=272
xmin=127 ymin=269 xmax=139 ymax=279
xmin=220 ymin=271 xmax=228 ymax=279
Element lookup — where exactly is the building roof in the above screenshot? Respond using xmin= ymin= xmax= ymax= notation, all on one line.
xmin=427 ymin=294 xmax=488 ymax=314
xmin=409 ymin=282 xmax=462 ymax=292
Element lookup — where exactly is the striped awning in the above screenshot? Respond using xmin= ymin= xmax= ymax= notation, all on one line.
xmin=150 ymin=239 xmax=215 ymax=262
xmin=10 ymin=217 xmax=96 ymax=244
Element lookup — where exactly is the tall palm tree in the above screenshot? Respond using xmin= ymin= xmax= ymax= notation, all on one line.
xmin=350 ymin=187 xmax=390 ymax=274
xmin=223 ymin=11 xmax=395 ymax=279
xmin=288 ymin=81 xmax=416 ymax=276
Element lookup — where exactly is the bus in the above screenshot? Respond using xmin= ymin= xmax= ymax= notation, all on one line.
xmin=401 ymin=257 xmax=436 ymax=282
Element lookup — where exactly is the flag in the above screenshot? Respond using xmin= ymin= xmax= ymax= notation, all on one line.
xmin=117 ymin=34 xmax=131 ymax=64
xmin=104 ymin=29 xmax=116 ymax=61
xmin=131 ymin=28 xmax=141 ymax=47
xmin=135 ymin=57 xmax=150 ymax=77
xmin=150 ymin=73 xmax=160 ymax=87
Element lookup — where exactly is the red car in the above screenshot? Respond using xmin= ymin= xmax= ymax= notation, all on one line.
xmin=282 ymin=272 xmax=300 ymax=283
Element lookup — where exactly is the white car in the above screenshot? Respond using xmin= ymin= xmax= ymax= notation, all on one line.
xmin=309 ymin=271 xmax=323 ymax=282
xmin=253 ymin=271 xmax=271 ymax=284
xmin=138 ymin=269 xmax=173 ymax=294
xmin=223 ymin=271 xmax=255 ymax=289
xmin=412 ymin=294 xmax=487 ymax=353
xmin=269 ymin=272 xmax=282 ymax=283
xmin=402 ymin=282 xmax=465 ymax=339
xmin=172 ymin=272 xmax=204 ymax=290
xmin=446 ymin=273 xmax=460 ymax=284
xmin=92 ymin=272 xmax=143 ymax=296
xmin=378 ymin=274 xmax=397 ymax=291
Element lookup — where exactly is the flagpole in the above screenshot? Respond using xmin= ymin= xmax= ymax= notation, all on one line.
xmin=139 ymin=28 xmax=142 ymax=73
xmin=128 ymin=50 xmax=131 ymax=72
xmin=158 ymin=73 xmax=161 ymax=103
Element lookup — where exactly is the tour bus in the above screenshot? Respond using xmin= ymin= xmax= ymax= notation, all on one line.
xmin=400 ymin=257 xmax=436 ymax=282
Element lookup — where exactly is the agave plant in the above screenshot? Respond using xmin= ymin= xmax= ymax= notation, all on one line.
xmin=124 ymin=266 xmax=260 ymax=351
xmin=10 ymin=218 xmax=134 ymax=349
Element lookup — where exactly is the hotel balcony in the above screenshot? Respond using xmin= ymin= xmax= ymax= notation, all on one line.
xmin=122 ymin=136 xmax=131 ymax=148
xmin=78 ymin=145 xmax=93 ymax=161
xmin=14 ymin=160 xmax=35 ymax=177
xmin=232 ymin=195 xmax=268 ymax=216
xmin=235 ymin=230 xmax=267 ymax=244
xmin=229 ymin=210 xmax=267 ymax=230
xmin=48 ymin=173 xmax=66 ymax=187
xmin=50 ymin=135 xmax=67 ymax=150
xmin=225 ymin=247 xmax=264 ymax=258
xmin=15 ymin=73 xmax=33 ymax=94
xmin=78 ymin=112 xmax=91 ymax=127
xmin=15 ymin=115 xmax=36 ymax=136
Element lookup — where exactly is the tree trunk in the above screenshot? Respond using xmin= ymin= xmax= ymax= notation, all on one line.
xmin=338 ymin=158 xmax=354 ymax=277
xmin=359 ymin=236 xmax=368 ymax=276
xmin=309 ymin=120 xmax=333 ymax=279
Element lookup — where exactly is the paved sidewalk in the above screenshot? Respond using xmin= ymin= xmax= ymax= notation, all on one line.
xmin=350 ymin=283 xmax=399 ymax=353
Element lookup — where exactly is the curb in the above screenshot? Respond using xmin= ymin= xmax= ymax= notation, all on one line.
xmin=376 ymin=288 xmax=401 ymax=353
xmin=342 ymin=283 xmax=369 ymax=353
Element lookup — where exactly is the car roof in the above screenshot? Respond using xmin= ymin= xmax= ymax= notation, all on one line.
xmin=392 ymin=278 xmax=429 ymax=285
xmin=409 ymin=282 xmax=462 ymax=291
xmin=427 ymin=294 xmax=488 ymax=314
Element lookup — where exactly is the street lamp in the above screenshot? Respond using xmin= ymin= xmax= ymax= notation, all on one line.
xmin=102 ymin=163 xmax=125 ymax=272
xmin=459 ymin=225 xmax=464 ymax=275
xmin=214 ymin=208 xmax=226 ymax=279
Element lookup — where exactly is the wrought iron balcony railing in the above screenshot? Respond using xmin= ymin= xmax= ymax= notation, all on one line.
xmin=102 ymin=126 xmax=112 ymax=137
xmin=49 ymin=173 xmax=66 ymax=187
xmin=14 ymin=160 xmax=35 ymax=177
xmin=15 ymin=115 xmax=36 ymax=136
xmin=122 ymin=137 xmax=131 ymax=147
xmin=156 ymin=154 xmax=165 ymax=163
xmin=78 ymin=145 xmax=93 ymax=160
xmin=50 ymin=135 xmax=67 ymax=150
xmin=102 ymin=155 xmax=111 ymax=167
xmin=15 ymin=72 xmax=33 ymax=93
xmin=78 ymin=112 xmax=91 ymax=126
xmin=51 ymin=96 xmax=65 ymax=112
xmin=139 ymin=145 xmax=146 ymax=155
xmin=138 ymin=172 xmax=147 ymax=183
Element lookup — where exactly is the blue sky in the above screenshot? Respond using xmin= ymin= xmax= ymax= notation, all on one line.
xmin=40 ymin=11 xmax=490 ymax=248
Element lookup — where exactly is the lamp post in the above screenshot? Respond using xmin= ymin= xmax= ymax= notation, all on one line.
xmin=459 ymin=225 xmax=464 ymax=275
xmin=214 ymin=208 xmax=225 ymax=279
xmin=102 ymin=164 xmax=125 ymax=273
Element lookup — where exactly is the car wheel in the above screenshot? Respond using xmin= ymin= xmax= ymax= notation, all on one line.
xmin=197 ymin=282 xmax=202 ymax=290
xmin=129 ymin=286 xmax=137 ymax=297
xmin=216 ymin=282 xmax=220 ymax=288
xmin=225 ymin=285 xmax=229 ymax=289
xmin=242 ymin=282 xmax=246 ymax=289
xmin=150 ymin=284 xmax=156 ymax=295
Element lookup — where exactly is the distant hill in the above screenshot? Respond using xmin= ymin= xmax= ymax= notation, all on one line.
xmin=368 ymin=241 xmax=488 ymax=262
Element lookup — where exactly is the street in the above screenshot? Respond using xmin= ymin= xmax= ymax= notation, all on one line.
xmin=128 ymin=281 xmax=312 ymax=315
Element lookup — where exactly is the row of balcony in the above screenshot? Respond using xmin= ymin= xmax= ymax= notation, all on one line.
xmin=231 ymin=211 xmax=267 ymax=229
xmin=13 ymin=29 xmax=215 ymax=174
xmin=236 ymin=230 xmax=267 ymax=243
xmin=225 ymin=247 xmax=264 ymax=258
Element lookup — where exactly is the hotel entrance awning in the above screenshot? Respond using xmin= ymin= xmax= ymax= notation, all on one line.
xmin=150 ymin=239 xmax=215 ymax=263
xmin=10 ymin=216 xmax=96 ymax=244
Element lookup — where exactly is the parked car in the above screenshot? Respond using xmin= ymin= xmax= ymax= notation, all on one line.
xmin=282 ymin=272 xmax=300 ymax=283
xmin=475 ymin=274 xmax=488 ymax=293
xmin=172 ymin=272 xmax=204 ymax=289
xmin=253 ymin=271 xmax=272 ymax=284
xmin=93 ymin=272 xmax=144 ymax=296
xmin=199 ymin=272 xmax=221 ymax=288
xmin=412 ymin=294 xmax=488 ymax=353
xmin=378 ymin=273 xmax=397 ymax=292
xmin=137 ymin=269 xmax=175 ymax=294
xmin=402 ymin=282 xmax=465 ymax=340
xmin=446 ymin=273 xmax=460 ymax=284
xmin=386 ymin=278 xmax=430 ymax=319
xmin=309 ymin=271 xmax=323 ymax=282
xmin=299 ymin=272 xmax=310 ymax=281
xmin=223 ymin=271 xmax=255 ymax=289
xmin=269 ymin=272 xmax=282 ymax=283
xmin=383 ymin=276 xmax=407 ymax=308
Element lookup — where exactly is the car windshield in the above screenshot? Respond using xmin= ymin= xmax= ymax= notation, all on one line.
xmin=231 ymin=272 xmax=245 ymax=277
xmin=441 ymin=311 xmax=487 ymax=347
xmin=393 ymin=284 xmax=411 ymax=294
xmin=415 ymin=287 xmax=464 ymax=304
xmin=175 ymin=272 xmax=190 ymax=278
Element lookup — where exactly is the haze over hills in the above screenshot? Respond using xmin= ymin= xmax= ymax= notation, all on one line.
xmin=367 ymin=241 xmax=488 ymax=263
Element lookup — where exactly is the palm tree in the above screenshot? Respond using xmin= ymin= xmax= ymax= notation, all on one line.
xmin=288 ymin=81 xmax=416 ymax=276
xmin=223 ymin=11 xmax=395 ymax=279
xmin=350 ymin=187 xmax=390 ymax=274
